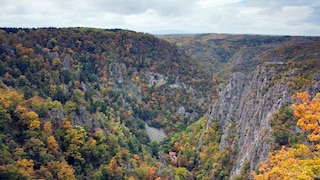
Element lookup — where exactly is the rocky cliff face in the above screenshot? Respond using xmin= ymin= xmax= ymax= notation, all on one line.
xmin=210 ymin=64 xmax=292 ymax=178
xmin=159 ymin=34 xmax=320 ymax=179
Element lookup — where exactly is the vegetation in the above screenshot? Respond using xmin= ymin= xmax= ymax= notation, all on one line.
xmin=292 ymin=92 xmax=320 ymax=145
xmin=0 ymin=27 xmax=215 ymax=179
xmin=0 ymin=86 xmax=162 ymax=179
xmin=269 ymin=106 xmax=302 ymax=149
xmin=160 ymin=34 xmax=320 ymax=179
xmin=254 ymin=92 xmax=320 ymax=179
xmin=0 ymin=28 xmax=319 ymax=179
xmin=254 ymin=144 xmax=320 ymax=179
xmin=159 ymin=34 xmax=320 ymax=87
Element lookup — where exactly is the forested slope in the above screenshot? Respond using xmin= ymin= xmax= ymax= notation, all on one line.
xmin=0 ymin=28 xmax=214 ymax=179
xmin=159 ymin=33 xmax=320 ymax=179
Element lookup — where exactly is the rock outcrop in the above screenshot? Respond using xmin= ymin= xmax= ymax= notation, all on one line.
xmin=210 ymin=65 xmax=292 ymax=178
xmin=307 ymin=72 xmax=320 ymax=97
xmin=44 ymin=107 xmax=101 ymax=133
xmin=145 ymin=123 xmax=167 ymax=143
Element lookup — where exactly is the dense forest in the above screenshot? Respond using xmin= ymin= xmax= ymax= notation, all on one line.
xmin=0 ymin=27 xmax=215 ymax=179
xmin=0 ymin=28 xmax=319 ymax=179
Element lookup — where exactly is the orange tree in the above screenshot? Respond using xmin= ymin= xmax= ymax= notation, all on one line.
xmin=253 ymin=144 xmax=320 ymax=179
xmin=253 ymin=92 xmax=320 ymax=179
xmin=292 ymin=92 xmax=320 ymax=147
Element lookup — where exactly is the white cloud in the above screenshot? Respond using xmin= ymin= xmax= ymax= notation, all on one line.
xmin=197 ymin=0 xmax=244 ymax=8
xmin=0 ymin=0 xmax=319 ymax=36
xmin=235 ymin=5 xmax=315 ymax=35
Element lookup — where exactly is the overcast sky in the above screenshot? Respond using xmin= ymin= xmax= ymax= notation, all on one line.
xmin=1 ymin=0 xmax=320 ymax=36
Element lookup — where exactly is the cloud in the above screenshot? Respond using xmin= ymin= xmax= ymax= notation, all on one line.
xmin=0 ymin=0 xmax=319 ymax=36
xmin=234 ymin=2 xmax=318 ymax=35
xmin=196 ymin=0 xmax=244 ymax=8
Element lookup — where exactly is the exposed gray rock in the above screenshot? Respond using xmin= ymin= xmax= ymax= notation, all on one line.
xmin=81 ymin=82 xmax=88 ymax=92
xmin=1 ymin=43 xmax=16 ymax=57
xmin=42 ymin=47 xmax=59 ymax=60
xmin=44 ymin=107 xmax=101 ymax=133
xmin=168 ymin=76 xmax=187 ymax=89
xmin=109 ymin=62 xmax=125 ymax=85
xmin=187 ymin=86 xmax=197 ymax=98
xmin=62 ymin=56 xmax=71 ymax=70
xmin=63 ymin=84 xmax=69 ymax=94
xmin=72 ymin=107 xmax=101 ymax=132
xmin=146 ymin=71 xmax=167 ymax=86
xmin=169 ymin=83 xmax=181 ymax=89
xmin=210 ymin=65 xmax=292 ymax=179
xmin=177 ymin=106 xmax=185 ymax=114
xmin=145 ymin=123 xmax=166 ymax=143
xmin=307 ymin=72 xmax=320 ymax=97
xmin=44 ymin=108 xmax=65 ymax=131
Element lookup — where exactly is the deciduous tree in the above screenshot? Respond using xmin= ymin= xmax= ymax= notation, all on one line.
xmin=47 ymin=136 xmax=58 ymax=155
xmin=292 ymin=92 xmax=320 ymax=147
xmin=253 ymin=144 xmax=320 ymax=179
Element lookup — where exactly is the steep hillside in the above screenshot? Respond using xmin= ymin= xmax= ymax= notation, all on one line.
xmin=159 ymin=34 xmax=320 ymax=179
xmin=0 ymin=28 xmax=214 ymax=179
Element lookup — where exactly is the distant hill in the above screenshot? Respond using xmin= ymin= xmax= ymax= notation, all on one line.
xmin=159 ymin=34 xmax=320 ymax=84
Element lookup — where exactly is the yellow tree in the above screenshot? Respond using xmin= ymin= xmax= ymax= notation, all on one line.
xmin=14 ymin=105 xmax=40 ymax=131
xmin=16 ymin=158 xmax=35 ymax=179
xmin=21 ymin=111 xmax=41 ymax=131
xmin=47 ymin=135 xmax=58 ymax=155
xmin=63 ymin=125 xmax=87 ymax=164
xmin=254 ymin=92 xmax=320 ymax=179
xmin=43 ymin=121 xmax=52 ymax=137
xmin=47 ymin=161 xmax=76 ymax=180
xmin=57 ymin=161 xmax=76 ymax=180
xmin=292 ymin=92 xmax=320 ymax=146
xmin=253 ymin=144 xmax=320 ymax=179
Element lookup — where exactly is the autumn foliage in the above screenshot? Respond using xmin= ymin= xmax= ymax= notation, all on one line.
xmin=292 ymin=92 xmax=320 ymax=144
xmin=254 ymin=144 xmax=320 ymax=179
xmin=1 ymin=28 xmax=320 ymax=179
xmin=254 ymin=92 xmax=320 ymax=179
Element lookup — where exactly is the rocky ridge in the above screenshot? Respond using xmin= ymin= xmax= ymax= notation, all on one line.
xmin=208 ymin=63 xmax=320 ymax=178
xmin=209 ymin=64 xmax=293 ymax=178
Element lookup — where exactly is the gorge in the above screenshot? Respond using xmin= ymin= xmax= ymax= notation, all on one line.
xmin=0 ymin=28 xmax=319 ymax=179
